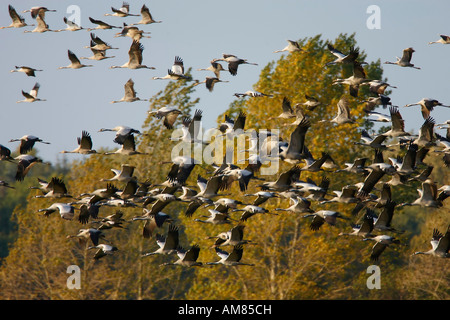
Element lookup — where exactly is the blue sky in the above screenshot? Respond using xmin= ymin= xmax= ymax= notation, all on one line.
xmin=1 ymin=0 xmax=449 ymax=164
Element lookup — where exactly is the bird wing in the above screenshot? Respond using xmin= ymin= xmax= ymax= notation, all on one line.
xmin=8 ymin=5 xmax=24 ymax=23
xmin=309 ymin=214 xmax=325 ymax=231
xmin=281 ymin=97 xmax=293 ymax=114
xmin=164 ymin=224 xmax=179 ymax=250
xmin=172 ymin=56 xmax=184 ymax=75
xmin=352 ymin=61 xmax=366 ymax=79
xmin=389 ymin=106 xmax=405 ymax=131
xmin=418 ymin=117 xmax=435 ymax=142
xmin=79 ymin=131 xmax=93 ymax=150
xmin=227 ymin=245 xmax=244 ymax=262
xmin=286 ymin=118 xmax=310 ymax=155
xmin=436 ymin=226 xmax=450 ymax=253
xmin=78 ymin=205 xmax=90 ymax=225
xmin=370 ymin=242 xmax=388 ymax=262
xmin=214 ymin=247 xmax=230 ymax=260
xmin=230 ymin=225 xmax=245 ymax=241
xmin=163 ymin=111 xmax=180 ymax=129
xmin=359 ymin=168 xmax=385 ymax=196
xmin=124 ymin=78 xmax=137 ymax=98
xmin=30 ymin=82 xmax=40 ymax=98
xmin=183 ymin=244 xmax=200 ymax=262
xmin=189 ymin=109 xmax=203 ymax=140
xmin=401 ymin=48 xmax=413 ymax=63
xmin=128 ymin=40 xmax=143 ymax=65
xmin=68 ymin=50 xmax=81 ymax=65
xmin=327 ymin=43 xmax=345 ymax=59
xmin=233 ymin=112 xmax=246 ymax=131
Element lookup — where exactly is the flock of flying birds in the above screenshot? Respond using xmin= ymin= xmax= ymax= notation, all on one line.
xmin=0 ymin=3 xmax=449 ymax=265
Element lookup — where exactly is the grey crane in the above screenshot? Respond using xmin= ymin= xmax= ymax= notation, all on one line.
xmin=403 ymin=98 xmax=449 ymax=120
xmin=193 ymin=208 xmax=235 ymax=225
xmin=57 ymin=17 xmax=84 ymax=32
xmin=234 ymin=90 xmax=273 ymax=98
xmin=364 ymin=109 xmax=391 ymax=123
xmin=88 ymin=244 xmax=118 ymax=260
xmin=258 ymin=165 xmax=300 ymax=192
xmin=195 ymin=174 xmax=225 ymax=199
xmin=298 ymin=94 xmax=322 ymax=111
xmin=384 ymin=47 xmax=420 ymax=69
xmin=319 ymin=96 xmax=355 ymax=124
xmin=335 ymin=157 xmax=368 ymax=175
xmin=268 ymin=97 xmax=297 ymax=121
xmin=338 ymin=212 xmax=375 ymax=238
xmin=0 ymin=5 xmax=30 ymax=29
xmin=23 ymin=6 xmax=56 ymax=19
xmin=87 ymin=17 xmax=120 ymax=31
xmin=274 ymin=40 xmax=304 ymax=53
xmin=67 ymin=228 xmax=106 ymax=246
xmin=355 ymin=130 xmax=387 ymax=149
xmin=363 ymin=94 xmax=392 ymax=111
xmin=160 ymin=245 xmax=202 ymax=267
xmin=9 ymin=134 xmax=50 ymax=154
xmin=61 ymin=131 xmax=97 ymax=155
xmin=359 ymin=80 xmax=397 ymax=95
xmin=371 ymin=200 xmax=403 ymax=233
xmin=399 ymin=179 xmax=447 ymax=208
xmin=213 ymin=54 xmax=258 ymax=76
xmin=207 ymin=224 xmax=254 ymax=248
xmin=80 ymin=45 xmax=115 ymax=61
xmin=38 ymin=202 xmax=75 ymax=220
xmin=103 ymin=134 xmax=147 ymax=156
xmin=86 ymin=33 xmax=118 ymax=51
xmin=10 ymin=66 xmax=42 ymax=77
xmin=382 ymin=106 xmax=410 ymax=138
xmin=244 ymin=191 xmax=278 ymax=206
xmin=193 ymin=76 xmax=229 ymax=92
xmin=111 ymin=78 xmax=147 ymax=103
xmin=303 ymin=210 xmax=348 ymax=231
xmin=131 ymin=210 xmax=173 ymax=238
xmin=114 ymin=23 xmax=151 ymax=41
xmin=153 ymin=56 xmax=190 ymax=80
xmin=14 ymin=154 xmax=44 ymax=181
xmin=325 ymin=44 xmax=360 ymax=66
xmin=58 ymin=50 xmax=93 ymax=69
xmin=149 ymin=107 xmax=182 ymax=129
xmin=321 ymin=184 xmax=359 ymax=204
xmin=33 ymin=177 xmax=71 ymax=199
xmin=206 ymin=245 xmax=255 ymax=266
xmin=197 ymin=60 xmax=228 ymax=79
xmin=233 ymin=205 xmax=276 ymax=222
xmin=363 ymin=235 xmax=401 ymax=262
xmin=332 ymin=61 xmax=370 ymax=97
xmin=275 ymin=196 xmax=314 ymax=214
xmin=428 ymin=34 xmax=450 ymax=45
xmin=16 ymin=82 xmax=46 ymax=103
xmin=142 ymin=224 xmax=180 ymax=257
xmin=110 ymin=40 xmax=155 ymax=70
xmin=131 ymin=5 xmax=162 ymax=25
xmin=23 ymin=9 xmax=54 ymax=33
xmin=412 ymin=226 xmax=450 ymax=258
xmin=105 ymin=2 xmax=139 ymax=17
xmin=278 ymin=118 xmax=311 ymax=164
xmin=100 ymin=164 xmax=136 ymax=183
xmin=98 ymin=126 xmax=142 ymax=144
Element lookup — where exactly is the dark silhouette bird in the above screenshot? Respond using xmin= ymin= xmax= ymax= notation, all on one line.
xmin=213 ymin=54 xmax=258 ymax=76
xmin=9 ymin=135 xmax=50 ymax=154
